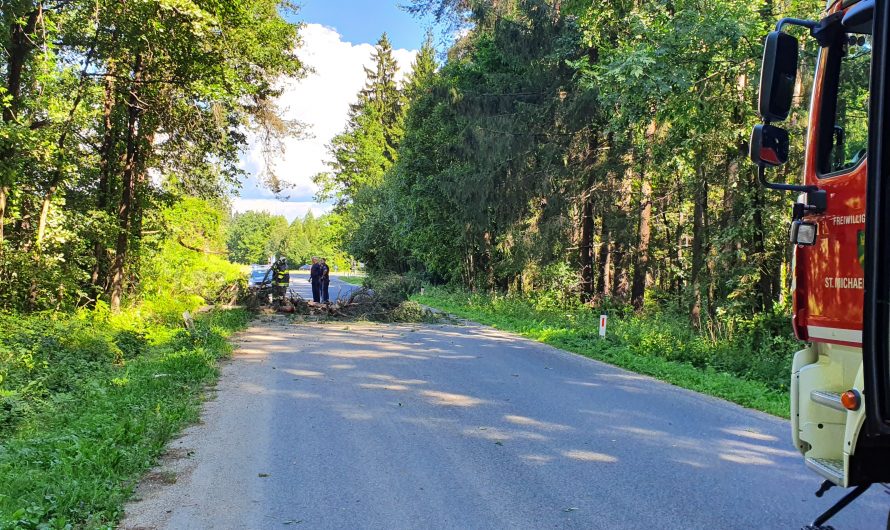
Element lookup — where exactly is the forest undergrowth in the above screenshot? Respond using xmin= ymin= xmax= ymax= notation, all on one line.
xmin=0 ymin=302 xmax=249 ymax=529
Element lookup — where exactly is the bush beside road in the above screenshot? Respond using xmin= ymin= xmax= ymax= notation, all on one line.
xmin=0 ymin=306 xmax=249 ymax=528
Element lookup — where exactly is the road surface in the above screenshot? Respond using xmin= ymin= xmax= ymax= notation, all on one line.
xmin=121 ymin=318 xmax=887 ymax=529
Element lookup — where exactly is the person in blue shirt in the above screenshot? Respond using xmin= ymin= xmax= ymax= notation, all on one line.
xmin=308 ymin=257 xmax=321 ymax=303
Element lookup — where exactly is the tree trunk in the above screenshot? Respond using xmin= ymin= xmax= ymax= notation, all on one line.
xmin=579 ymin=192 xmax=594 ymax=302
xmin=611 ymin=150 xmax=635 ymax=302
xmin=631 ymin=121 xmax=656 ymax=310
xmin=660 ymin=210 xmax=677 ymax=301
xmin=578 ymin=131 xmax=601 ymax=302
xmin=612 ymin=241 xmax=627 ymax=299
xmin=108 ymin=54 xmax=143 ymax=311
xmin=595 ymin=219 xmax=609 ymax=296
xmin=630 ymin=175 xmax=652 ymax=311
xmin=690 ymin=165 xmax=708 ymax=326
xmin=676 ymin=211 xmax=684 ymax=310
xmin=482 ymin=231 xmax=494 ymax=290
xmin=1 ymin=6 xmax=42 ymax=246
xmin=752 ymin=175 xmax=772 ymax=312
xmin=720 ymin=153 xmax=739 ymax=291
xmin=35 ymin=189 xmax=54 ymax=245
xmin=128 ymin=131 xmax=155 ymax=283
xmin=0 ymin=186 xmax=7 ymax=248
xmin=92 ymin=73 xmax=118 ymax=289
xmin=4 ymin=6 xmax=41 ymax=123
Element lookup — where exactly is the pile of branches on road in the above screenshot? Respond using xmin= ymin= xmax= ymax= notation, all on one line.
xmin=283 ymin=287 xmax=441 ymax=323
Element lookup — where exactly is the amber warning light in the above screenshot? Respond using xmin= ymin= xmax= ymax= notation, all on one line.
xmin=841 ymin=389 xmax=861 ymax=411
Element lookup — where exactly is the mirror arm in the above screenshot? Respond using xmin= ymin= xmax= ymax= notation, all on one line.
xmin=758 ymin=165 xmax=819 ymax=193
xmin=776 ymin=18 xmax=819 ymax=32
xmin=812 ymin=12 xmax=846 ymax=47
xmin=776 ymin=15 xmax=843 ymax=47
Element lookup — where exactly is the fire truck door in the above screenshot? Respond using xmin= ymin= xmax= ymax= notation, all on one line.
xmin=795 ymin=33 xmax=871 ymax=346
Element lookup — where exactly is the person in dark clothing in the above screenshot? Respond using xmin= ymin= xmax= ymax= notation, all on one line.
xmin=320 ymin=258 xmax=330 ymax=303
xmin=308 ymin=257 xmax=321 ymax=303
xmin=273 ymin=258 xmax=290 ymax=299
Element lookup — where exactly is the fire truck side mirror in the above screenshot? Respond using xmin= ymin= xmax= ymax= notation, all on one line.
xmin=750 ymin=124 xmax=789 ymax=167
xmin=758 ymin=31 xmax=799 ymax=122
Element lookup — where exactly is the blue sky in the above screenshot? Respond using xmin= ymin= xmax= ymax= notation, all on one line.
xmin=234 ymin=2 xmax=436 ymax=221
xmin=293 ymin=1 xmax=434 ymax=51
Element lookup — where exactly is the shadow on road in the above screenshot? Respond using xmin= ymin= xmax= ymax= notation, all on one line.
xmin=121 ymin=318 xmax=887 ymax=530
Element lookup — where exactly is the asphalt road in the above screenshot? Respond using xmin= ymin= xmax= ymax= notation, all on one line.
xmin=121 ymin=317 xmax=888 ymax=529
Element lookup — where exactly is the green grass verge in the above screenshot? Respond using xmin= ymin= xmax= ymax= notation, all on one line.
xmin=336 ymin=275 xmax=365 ymax=285
xmin=413 ymin=289 xmax=791 ymax=418
xmin=0 ymin=308 xmax=250 ymax=529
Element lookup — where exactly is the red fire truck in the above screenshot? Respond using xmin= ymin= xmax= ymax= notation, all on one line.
xmin=749 ymin=0 xmax=890 ymax=527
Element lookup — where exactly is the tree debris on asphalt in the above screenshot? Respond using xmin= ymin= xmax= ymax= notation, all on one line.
xmin=282 ymin=287 xmax=444 ymax=323
xmin=246 ymin=273 xmax=450 ymax=323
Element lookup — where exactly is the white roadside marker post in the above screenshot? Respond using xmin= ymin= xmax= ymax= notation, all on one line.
xmin=599 ymin=314 xmax=607 ymax=338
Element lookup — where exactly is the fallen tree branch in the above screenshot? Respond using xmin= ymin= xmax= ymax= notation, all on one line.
xmin=177 ymin=237 xmax=227 ymax=255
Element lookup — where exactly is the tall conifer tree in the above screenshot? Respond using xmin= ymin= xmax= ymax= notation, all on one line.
xmin=404 ymin=32 xmax=438 ymax=102
xmin=317 ymin=33 xmax=407 ymax=205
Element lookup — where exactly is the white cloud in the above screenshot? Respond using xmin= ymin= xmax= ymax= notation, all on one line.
xmin=236 ymin=24 xmax=418 ymax=214
xmin=231 ymin=198 xmax=331 ymax=222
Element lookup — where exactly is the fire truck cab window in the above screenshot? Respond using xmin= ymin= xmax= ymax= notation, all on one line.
xmin=819 ymin=33 xmax=871 ymax=176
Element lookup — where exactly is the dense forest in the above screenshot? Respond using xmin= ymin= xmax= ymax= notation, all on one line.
xmin=226 ymin=210 xmax=352 ymax=270
xmin=0 ymin=0 xmax=304 ymax=312
xmin=1 ymin=0 xmax=824 ymax=324
xmin=323 ymin=0 xmax=821 ymax=328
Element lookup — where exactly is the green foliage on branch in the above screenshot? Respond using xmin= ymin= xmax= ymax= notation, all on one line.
xmin=0 ymin=0 xmax=305 ymax=312
xmin=140 ymin=198 xmax=246 ymax=313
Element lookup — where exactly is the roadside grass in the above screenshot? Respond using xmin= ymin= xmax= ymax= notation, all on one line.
xmin=336 ymin=275 xmax=365 ymax=286
xmin=0 ymin=306 xmax=249 ymax=529
xmin=413 ymin=288 xmax=793 ymax=418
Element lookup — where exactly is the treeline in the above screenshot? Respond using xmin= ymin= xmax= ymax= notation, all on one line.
xmin=325 ymin=0 xmax=820 ymax=325
xmin=227 ymin=210 xmax=351 ymax=270
xmin=0 ymin=0 xmax=304 ymax=312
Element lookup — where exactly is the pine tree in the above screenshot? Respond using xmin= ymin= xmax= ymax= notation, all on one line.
xmin=316 ymin=33 xmax=407 ymax=206
xmin=404 ymin=32 xmax=438 ymax=102
xmin=356 ymin=33 xmax=404 ymax=162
